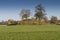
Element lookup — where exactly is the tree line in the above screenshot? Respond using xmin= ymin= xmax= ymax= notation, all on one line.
xmin=0 ymin=4 xmax=60 ymax=25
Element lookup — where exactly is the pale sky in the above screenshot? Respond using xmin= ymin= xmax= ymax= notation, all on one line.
xmin=0 ymin=0 xmax=60 ymax=21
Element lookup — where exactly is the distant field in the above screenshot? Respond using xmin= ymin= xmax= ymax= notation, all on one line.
xmin=0 ymin=25 xmax=60 ymax=40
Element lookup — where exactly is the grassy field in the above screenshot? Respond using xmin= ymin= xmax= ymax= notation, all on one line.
xmin=0 ymin=25 xmax=60 ymax=40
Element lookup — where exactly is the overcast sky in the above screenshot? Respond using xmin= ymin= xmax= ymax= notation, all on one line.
xmin=0 ymin=0 xmax=60 ymax=21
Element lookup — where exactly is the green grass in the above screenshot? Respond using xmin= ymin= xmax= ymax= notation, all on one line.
xmin=0 ymin=25 xmax=60 ymax=40
xmin=0 ymin=25 xmax=60 ymax=32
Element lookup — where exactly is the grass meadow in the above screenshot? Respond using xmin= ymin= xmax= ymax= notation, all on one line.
xmin=0 ymin=25 xmax=60 ymax=40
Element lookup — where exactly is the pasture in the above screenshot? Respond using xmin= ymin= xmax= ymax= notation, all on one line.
xmin=0 ymin=25 xmax=60 ymax=40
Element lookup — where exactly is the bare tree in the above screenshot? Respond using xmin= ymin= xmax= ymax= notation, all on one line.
xmin=35 ymin=4 xmax=46 ymax=22
xmin=20 ymin=9 xmax=30 ymax=20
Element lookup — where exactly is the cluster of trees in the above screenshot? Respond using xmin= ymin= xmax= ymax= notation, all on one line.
xmin=18 ymin=4 xmax=59 ymax=25
xmin=0 ymin=4 xmax=60 ymax=25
